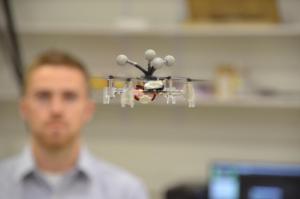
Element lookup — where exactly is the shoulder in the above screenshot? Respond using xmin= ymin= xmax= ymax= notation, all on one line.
xmin=0 ymin=156 xmax=18 ymax=176
xmin=91 ymin=157 xmax=148 ymax=198
xmin=0 ymin=156 xmax=19 ymax=188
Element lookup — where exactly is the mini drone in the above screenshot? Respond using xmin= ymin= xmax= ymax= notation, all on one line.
xmin=92 ymin=49 xmax=204 ymax=108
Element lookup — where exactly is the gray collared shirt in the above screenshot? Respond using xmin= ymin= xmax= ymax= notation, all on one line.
xmin=0 ymin=147 xmax=148 ymax=199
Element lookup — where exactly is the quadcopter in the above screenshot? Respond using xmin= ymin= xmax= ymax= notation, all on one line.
xmin=91 ymin=49 xmax=205 ymax=108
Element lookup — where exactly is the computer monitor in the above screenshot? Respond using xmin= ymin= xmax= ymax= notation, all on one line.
xmin=209 ymin=161 xmax=300 ymax=199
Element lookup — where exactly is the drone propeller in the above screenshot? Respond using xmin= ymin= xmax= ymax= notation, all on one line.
xmin=92 ymin=75 xmax=134 ymax=81
xmin=153 ymin=76 xmax=208 ymax=82
xmin=174 ymin=77 xmax=208 ymax=82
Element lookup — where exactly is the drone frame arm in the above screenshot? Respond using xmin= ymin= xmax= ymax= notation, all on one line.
xmin=128 ymin=59 xmax=159 ymax=78
xmin=148 ymin=66 xmax=156 ymax=77
xmin=127 ymin=61 xmax=148 ymax=75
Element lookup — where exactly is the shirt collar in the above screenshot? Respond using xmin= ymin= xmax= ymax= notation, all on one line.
xmin=76 ymin=147 xmax=96 ymax=181
xmin=14 ymin=146 xmax=35 ymax=182
xmin=14 ymin=146 xmax=96 ymax=183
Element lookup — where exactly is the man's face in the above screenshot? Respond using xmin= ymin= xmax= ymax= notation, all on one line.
xmin=21 ymin=65 xmax=95 ymax=149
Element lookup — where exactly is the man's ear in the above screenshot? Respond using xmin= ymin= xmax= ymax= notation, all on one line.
xmin=83 ymin=100 xmax=96 ymax=123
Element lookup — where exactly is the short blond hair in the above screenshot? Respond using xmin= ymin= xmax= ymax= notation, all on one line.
xmin=23 ymin=50 xmax=91 ymax=95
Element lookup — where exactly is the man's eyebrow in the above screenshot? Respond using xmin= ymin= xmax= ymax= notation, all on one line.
xmin=32 ymin=88 xmax=82 ymax=97
xmin=34 ymin=90 xmax=51 ymax=94
xmin=33 ymin=90 xmax=52 ymax=99
xmin=63 ymin=90 xmax=78 ymax=95
xmin=62 ymin=89 xmax=78 ymax=93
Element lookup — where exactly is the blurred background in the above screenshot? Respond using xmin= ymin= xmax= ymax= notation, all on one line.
xmin=1 ymin=0 xmax=300 ymax=199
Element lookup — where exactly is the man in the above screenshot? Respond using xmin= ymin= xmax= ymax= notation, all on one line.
xmin=0 ymin=50 xmax=148 ymax=199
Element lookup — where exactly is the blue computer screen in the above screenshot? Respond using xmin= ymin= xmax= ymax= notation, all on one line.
xmin=209 ymin=162 xmax=300 ymax=199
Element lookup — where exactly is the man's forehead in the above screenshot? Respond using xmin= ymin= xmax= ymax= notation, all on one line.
xmin=31 ymin=65 xmax=84 ymax=77
xmin=27 ymin=65 xmax=86 ymax=90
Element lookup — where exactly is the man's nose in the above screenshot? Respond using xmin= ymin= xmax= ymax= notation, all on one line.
xmin=50 ymin=97 xmax=64 ymax=115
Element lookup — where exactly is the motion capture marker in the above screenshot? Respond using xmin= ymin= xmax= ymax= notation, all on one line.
xmin=164 ymin=55 xmax=175 ymax=67
xmin=151 ymin=57 xmax=164 ymax=69
xmin=116 ymin=54 xmax=128 ymax=66
xmin=145 ymin=49 xmax=156 ymax=61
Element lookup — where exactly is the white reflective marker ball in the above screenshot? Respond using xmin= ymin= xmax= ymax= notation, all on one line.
xmin=145 ymin=49 xmax=156 ymax=61
xmin=151 ymin=57 xmax=164 ymax=69
xmin=116 ymin=54 xmax=128 ymax=66
xmin=164 ymin=55 xmax=175 ymax=66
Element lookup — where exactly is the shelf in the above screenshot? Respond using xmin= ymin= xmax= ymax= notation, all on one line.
xmin=95 ymin=94 xmax=300 ymax=109
xmin=18 ymin=23 xmax=300 ymax=37
xmin=196 ymin=96 xmax=300 ymax=109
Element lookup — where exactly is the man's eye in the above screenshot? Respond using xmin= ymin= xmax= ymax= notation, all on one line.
xmin=35 ymin=92 xmax=51 ymax=102
xmin=64 ymin=92 xmax=78 ymax=101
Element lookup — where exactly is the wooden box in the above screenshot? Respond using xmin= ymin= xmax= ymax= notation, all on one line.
xmin=186 ymin=0 xmax=280 ymax=23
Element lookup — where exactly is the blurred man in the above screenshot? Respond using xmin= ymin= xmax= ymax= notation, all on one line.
xmin=0 ymin=50 xmax=148 ymax=199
